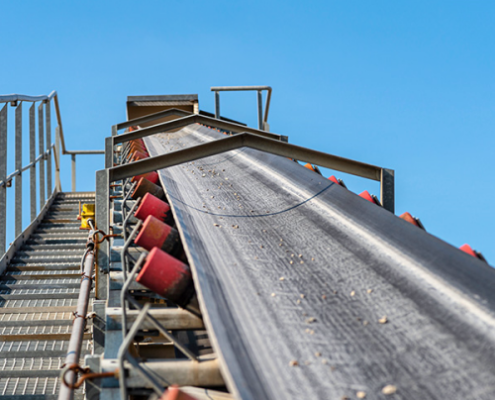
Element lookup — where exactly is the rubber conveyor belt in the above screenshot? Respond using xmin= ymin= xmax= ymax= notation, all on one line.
xmin=144 ymin=125 xmax=495 ymax=400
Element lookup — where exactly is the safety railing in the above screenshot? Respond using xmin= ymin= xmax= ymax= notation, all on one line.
xmin=0 ymin=91 xmax=104 ymax=255
xmin=211 ymin=85 xmax=272 ymax=131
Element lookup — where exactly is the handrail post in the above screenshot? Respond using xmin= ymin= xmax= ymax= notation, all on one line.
xmin=30 ymin=104 xmax=36 ymax=221
xmin=257 ymin=90 xmax=263 ymax=130
xmin=15 ymin=103 xmax=22 ymax=237
xmin=46 ymin=100 xmax=52 ymax=194
xmin=71 ymin=154 xmax=76 ymax=192
xmin=214 ymin=91 xmax=220 ymax=119
xmin=38 ymin=103 xmax=45 ymax=209
xmin=0 ymin=105 xmax=7 ymax=254
xmin=55 ymin=126 xmax=61 ymax=192
xmin=380 ymin=168 xmax=395 ymax=214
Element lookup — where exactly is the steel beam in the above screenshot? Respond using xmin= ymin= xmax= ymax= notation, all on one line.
xmin=115 ymin=108 xmax=192 ymax=131
xmin=215 ymin=91 xmax=220 ymax=119
xmin=95 ymin=169 xmax=109 ymax=299
xmin=109 ymin=132 xmax=383 ymax=182
xmin=380 ymin=168 xmax=395 ymax=213
xmin=38 ymin=103 xmax=45 ymax=209
xmin=113 ymin=114 xmax=284 ymax=145
xmin=29 ymin=104 xmax=36 ymax=221
xmin=102 ymin=357 xmax=224 ymax=389
xmin=55 ymin=126 xmax=61 ymax=191
xmin=15 ymin=103 xmax=22 ymax=237
xmin=0 ymin=105 xmax=7 ymax=254
xmin=106 ymin=307 xmax=204 ymax=331
xmin=257 ymin=90 xmax=263 ymax=130
xmin=46 ymin=100 xmax=52 ymax=194
xmin=71 ymin=154 xmax=76 ymax=192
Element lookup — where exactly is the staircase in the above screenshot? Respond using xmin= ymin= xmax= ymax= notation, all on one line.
xmin=0 ymin=192 xmax=94 ymax=400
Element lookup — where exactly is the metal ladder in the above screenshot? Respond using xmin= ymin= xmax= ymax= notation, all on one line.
xmin=0 ymin=192 xmax=94 ymax=400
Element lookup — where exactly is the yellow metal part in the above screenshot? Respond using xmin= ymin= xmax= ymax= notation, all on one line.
xmin=80 ymin=204 xmax=95 ymax=230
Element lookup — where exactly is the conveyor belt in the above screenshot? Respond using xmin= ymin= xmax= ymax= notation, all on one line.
xmin=0 ymin=192 xmax=94 ymax=400
xmin=145 ymin=125 xmax=495 ymax=400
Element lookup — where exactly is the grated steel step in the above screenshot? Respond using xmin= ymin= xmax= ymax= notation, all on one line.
xmin=0 ymin=192 xmax=94 ymax=399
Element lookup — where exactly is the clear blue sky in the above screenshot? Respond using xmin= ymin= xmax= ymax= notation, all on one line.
xmin=1 ymin=1 xmax=494 ymax=262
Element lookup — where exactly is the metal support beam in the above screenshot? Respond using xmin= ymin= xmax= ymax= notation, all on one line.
xmin=0 ymin=105 xmax=7 ymax=254
xmin=113 ymin=114 xmax=284 ymax=145
xmin=115 ymin=108 xmax=192 ymax=132
xmin=109 ymin=132 xmax=395 ymax=209
xmin=95 ymin=169 xmax=109 ymax=299
xmin=380 ymin=168 xmax=395 ymax=214
xmin=45 ymin=100 xmax=52 ymax=194
xmin=71 ymin=154 xmax=76 ymax=192
xmin=105 ymin=137 xmax=114 ymax=169
xmin=55 ymin=126 xmax=61 ymax=192
xmin=38 ymin=103 xmax=45 ymax=209
xmin=109 ymin=132 xmax=382 ymax=183
xmin=214 ymin=91 xmax=220 ymax=120
xmin=15 ymin=103 xmax=22 ymax=237
xmin=257 ymin=90 xmax=263 ymax=130
xmin=29 ymin=104 xmax=36 ymax=221
xmin=102 ymin=357 xmax=224 ymax=389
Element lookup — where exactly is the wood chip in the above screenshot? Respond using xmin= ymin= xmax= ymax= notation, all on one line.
xmin=367 ymin=289 xmax=373 ymax=294
xmin=289 ymin=360 xmax=298 ymax=367
xmin=298 ymin=254 xmax=303 ymax=258
xmin=382 ymin=385 xmax=397 ymax=395
xmin=356 ymin=391 xmax=366 ymax=399
xmin=232 ymin=225 xmax=239 ymax=229
xmin=378 ymin=316 xmax=388 ymax=324
xmin=300 ymin=260 xmax=304 ymax=264
xmin=314 ymin=352 xmax=321 ymax=357
xmin=350 ymin=291 xmax=356 ymax=297
xmin=279 ymin=277 xmax=285 ymax=281
xmin=363 ymin=320 xmax=369 ymax=326
xmin=290 ymin=260 xmax=294 ymax=264
xmin=300 ymin=294 xmax=305 ymax=298
xmin=321 ymin=295 xmax=327 ymax=299
xmin=305 ymin=317 xmax=316 ymax=324
xmin=271 ymin=293 xmax=276 ymax=297
xmin=296 ymin=299 xmax=301 ymax=304
xmin=213 ymin=223 xmax=220 ymax=227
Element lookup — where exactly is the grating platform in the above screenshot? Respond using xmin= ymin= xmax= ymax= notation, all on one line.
xmin=0 ymin=193 xmax=95 ymax=399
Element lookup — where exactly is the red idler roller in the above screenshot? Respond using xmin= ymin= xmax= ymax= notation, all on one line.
xmin=137 ymin=247 xmax=195 ymax=308
xmin=130 ymin=141 xmax=147 ymax=151
xmin=134 ymin=215 xmax=184 ymax=259
xmin=134 ymin=193 xmax=172 ymax=224
xmin=131 ymin=177 xmax=165 ymax=200
xmin=130 ymin=145 xmax=148 ymax=155
xmin=304 ymin=163 xmax=316 ymax=172
xmin=359 ymin=190 xmax=381 ymax=206
xmin=130 ymin=150 xmax=149 ymax=161
xmin=328 ymin=175 xmax=347 ymax=188
xmin=400 ymin=212 xmax=425 ymax=230
xmin=131 ymin=171 xmax=159 ymax=184
xmin=160 ymin=386 xmax=198 ymax=400
xmin=459 ymin=244 xmax=488 ymax=263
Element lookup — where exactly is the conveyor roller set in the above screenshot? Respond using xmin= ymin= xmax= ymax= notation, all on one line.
xmin=0 ymin=88 xmax=493 ymax=400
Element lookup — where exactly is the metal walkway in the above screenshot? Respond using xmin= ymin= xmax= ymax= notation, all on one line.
xmin=0 ymin=192 xmax=94 ymax=400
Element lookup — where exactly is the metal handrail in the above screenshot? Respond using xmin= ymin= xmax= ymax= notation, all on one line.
xmin=211 ymin=86 xmax=272 ymax=131
xmin=0 ymin=91 xmax=103 ymax=156
xmin=0 ymin=91 xmax=104 ymax=256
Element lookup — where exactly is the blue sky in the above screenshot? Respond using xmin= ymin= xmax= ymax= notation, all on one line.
xmin=1 ymin=1 xmax=494 ymax=262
